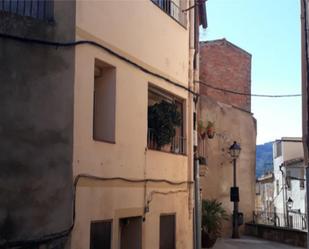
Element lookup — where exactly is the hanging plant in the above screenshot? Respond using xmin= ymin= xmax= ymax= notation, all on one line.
xmin=206 ymin=121 xmax=215 ymax=139
xmin=148 ymin=100 xmax=182 ymax=149
xmin=198 ymin=120 xmax=207 ymax=140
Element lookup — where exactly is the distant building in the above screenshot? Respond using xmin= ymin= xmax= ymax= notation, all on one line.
xmin=198 ymin=39 xmax=256 ymax=236
xmin=272 ymin=137 xmax=306 ymax=229
xmin=255 ymin=172 xmax=274 ymax=213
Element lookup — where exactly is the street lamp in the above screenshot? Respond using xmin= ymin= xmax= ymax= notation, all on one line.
xmin=286 ymin=197 xmax=294 ymax=228
xmin=229 ymin=141 xmax=241 ymax=239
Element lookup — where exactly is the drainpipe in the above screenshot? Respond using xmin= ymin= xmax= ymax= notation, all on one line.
xmin=301 ymin=0 xmax=309 ymax=247
xmin=279 ymin=164 xmax=288 ymax=227
xmin=189 ymin=0 xmax=201 ymax=248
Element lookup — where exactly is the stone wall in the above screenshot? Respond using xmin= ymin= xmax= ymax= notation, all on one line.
xmin=0 ymin=1 xmax=75 ymax=247
xmin=245 ymin=223 xmax=307 ymax=248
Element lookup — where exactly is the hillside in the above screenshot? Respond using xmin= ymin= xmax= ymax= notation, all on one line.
xmin=256 ymin=141 xmax=273 ymax=178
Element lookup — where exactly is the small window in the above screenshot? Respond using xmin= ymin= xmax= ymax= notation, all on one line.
xmin=286 ymin=170 xmax=291 ymax=190
xmin=274 ymin=141 xmax=282 ymax=158
xmin=90 ymin=220 xmax=112 ymax=249
xmin=160 ymin=214 xmax=176 ymax=249
xmin=93 ymin=59 xmax=116 ymax=143
xmin=300 ymin=167 xmax=305 ymax=189
xmin=276 ymin=180 xmax=279 ymax=195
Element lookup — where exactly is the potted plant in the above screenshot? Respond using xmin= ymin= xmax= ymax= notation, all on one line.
xmin=206 ymin=121 xmax=215 ymax=139
xmin=201 ymin=199 xmax=228 ymax=248
xmin=198 ymin=120 xmax=207 ymax=140
xmin=148 ymin=100 xmax=181 ymax=150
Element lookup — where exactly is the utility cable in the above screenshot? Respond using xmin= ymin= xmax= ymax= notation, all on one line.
xmin=0 ymin=32 xmax=198 ymax=97
xmin=2 ymin=174 xmax=193 ymax=248
xmin=195 ymin=80 xmax=302 ymax=98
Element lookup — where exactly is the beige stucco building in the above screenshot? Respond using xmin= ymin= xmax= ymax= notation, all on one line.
xmin=0 ymin=0 xmax=206 ymax=249
xmin=72 ymin=1 xmax=206 ymax=249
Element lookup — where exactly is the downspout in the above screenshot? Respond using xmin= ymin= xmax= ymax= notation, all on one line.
xmin=188 ymin=1 xmax=197 ymax=248
xmin=193 ymin=2 xmax=201 ymax=249
xmin=279 ymin=164 xmax=288 ymax=227
xmin=300 ymin=0 xmax=309 ymax=246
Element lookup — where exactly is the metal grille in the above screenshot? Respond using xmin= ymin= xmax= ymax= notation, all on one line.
xmin=0 ymin=0 xmax=53 ymax=21
xmin=148 ymin=128 xmax=186 ymax=155
xmin=253 ymin=210 xmax=307 ymax=231
xmin=152 ymin=0 xmax=186 ymax=27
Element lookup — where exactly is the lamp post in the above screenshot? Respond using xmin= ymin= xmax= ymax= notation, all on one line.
xmin=229 ymin=141 xmax=241 ymax=239
xmin=286 ymin=197 xmax=293 ymax=228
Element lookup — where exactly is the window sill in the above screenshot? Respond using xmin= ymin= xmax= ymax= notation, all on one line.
xmin=93 ymin=138 xmax=116 ymax=144
xmin=147 ymin=148 xmax=187 ymax=157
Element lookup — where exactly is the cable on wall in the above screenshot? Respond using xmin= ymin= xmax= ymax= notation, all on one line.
xmin=195 ymin=80 xmax=302 ymax=98
xmin=2 ymin=174 xmax=193 ymax=248
xmin=0 ymin=32 xmax=198 ymax=97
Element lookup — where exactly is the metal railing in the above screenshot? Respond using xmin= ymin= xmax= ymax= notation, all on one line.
xmin=147 ymin=128 xmax=186 ymax=155
xmin=0 ymin=0 xmax=53 ymax=21
xmin=151 ymin=0 xmax=186 ymax=27
xmin=253 ymin=210 xmax=307 ymax=231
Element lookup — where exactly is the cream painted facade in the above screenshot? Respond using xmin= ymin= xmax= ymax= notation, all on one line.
xmin=71 ymin=1 xmax=198 ymax=248
xmin=199 ymin=96 xmax=256 ymax=237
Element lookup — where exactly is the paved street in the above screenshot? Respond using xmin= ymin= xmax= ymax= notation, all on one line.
xmin=212 ymin=236 xmax=304 ymax=249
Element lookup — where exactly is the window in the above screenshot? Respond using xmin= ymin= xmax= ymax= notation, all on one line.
xmin=0 ymin=0 xmax=54 ymax=21
xmin=160 ymin=214 xmax=176 ymax=249
xmin=276 ymin=180 xmax=279 ymax=195
xmin=151 ymin=0 xmax=186 ymax=27
xmin=93 ymin=59 xmax=116 ymax=143
xmin=286 ymin=170 xmax=291 ymax=190
xmin=90 ymin=220 xmax=112 ymax=249
xmin=274 ymin=141 xmax=282 ymax=158
xmin=300 ymin=167 xmax=305 ymax=189
xmin=148 ymin=86 xmax=186 ymax=154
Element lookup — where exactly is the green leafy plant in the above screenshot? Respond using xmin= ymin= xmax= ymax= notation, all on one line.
xmin=148 ymin=100 xmax=182 ymax=149
xmin=202 ymin=199 xmax=228 ymax=248
xmin=206 ymin=121 xmax=215 ymax=139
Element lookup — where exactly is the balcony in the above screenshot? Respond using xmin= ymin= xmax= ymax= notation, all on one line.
xmin=148 ymin=128 xmax=186 ymax=155
xmin=151 ymin=0 xmax=186 ymax=27
xmin=0 ymin=0 xmax=54 ymax=21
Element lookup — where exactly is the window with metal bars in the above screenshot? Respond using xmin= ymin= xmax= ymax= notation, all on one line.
xmin=0 ymin=0 xmax=53 ymax=21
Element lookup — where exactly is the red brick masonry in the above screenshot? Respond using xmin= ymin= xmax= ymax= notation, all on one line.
xmin=199 ymin=39 xmax=252 ymax=112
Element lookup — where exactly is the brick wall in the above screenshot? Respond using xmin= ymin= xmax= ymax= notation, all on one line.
xmin=199 ymin=39 xmax=252 ymax=112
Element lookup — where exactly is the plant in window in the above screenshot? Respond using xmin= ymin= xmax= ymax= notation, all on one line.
xmin=148 ymin=100 xmax=182 ymax=149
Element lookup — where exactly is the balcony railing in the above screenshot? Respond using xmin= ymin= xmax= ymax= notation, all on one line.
xmin=151 ymin=0 xmax=186 ymax=27
xmin=148 ymin=128 xmax=186 ymax=155
xmin=253 ymin=210 xmax=307 ymax=231
xmin=0 ymin=0 xmax=54 ymax=21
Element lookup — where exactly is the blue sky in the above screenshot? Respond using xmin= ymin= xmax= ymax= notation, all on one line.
xmin=200 ymin=0 xmax=302 ymax=145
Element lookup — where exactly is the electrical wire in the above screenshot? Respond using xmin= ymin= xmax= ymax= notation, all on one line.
xmin=195 ymin=80 xmax=302 ymax=98
xmin=0 ymin=32 xmax=198 ymax=97
xmin=2 ymin=174 xmax=193 ymax=248
xmin=146 ymin=190 xmax=188 ymax=207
